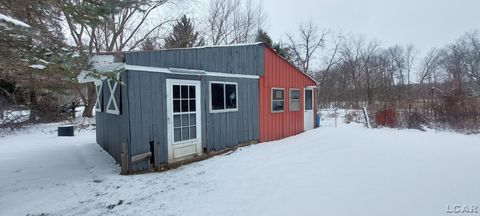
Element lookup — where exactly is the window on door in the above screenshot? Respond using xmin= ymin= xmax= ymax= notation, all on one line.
xmin=173 ymin=85 xmax=197 ymax=142
xmin=210 ymin=82 xmax=238 ymax=112
xmin=305 ymin=89 xmax=313 ymax=111
xmin=271 ymin=88 xmax=285 ymax=112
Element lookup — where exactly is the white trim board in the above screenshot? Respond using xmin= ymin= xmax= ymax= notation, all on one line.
xmin=124 ymin=64 xmax=259 ymax=79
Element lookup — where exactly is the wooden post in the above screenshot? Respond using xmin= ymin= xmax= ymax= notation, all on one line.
xmin=120 ymin=142 xmax=129 ymax=175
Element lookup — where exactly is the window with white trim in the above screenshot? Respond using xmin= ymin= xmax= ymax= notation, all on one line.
xmin=271 ymin=88 xmax=284 ymax=112
xmin=106 ymin=74 xmax=121 ymax=115
xmin=210 ymin=82 xmax=238 ymax=112
xmin=94 ymin=82 xmax=103 ymax=112
xmin=289 ymin=89 xmax=300 ymax=111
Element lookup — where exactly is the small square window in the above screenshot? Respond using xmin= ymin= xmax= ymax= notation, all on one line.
xmin=272 ymin=88 xmax=284 ymax=112
xmin=210 ymin=82 xmax=238 ymax=112
xmin=289 ymin=89 xmax=300 ymax=111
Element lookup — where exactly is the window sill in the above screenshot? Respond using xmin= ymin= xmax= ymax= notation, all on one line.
xmin=106 ymin=110 xmax=120 ymax=115
xmin=209 ymin=108 xmax=239 ymax=113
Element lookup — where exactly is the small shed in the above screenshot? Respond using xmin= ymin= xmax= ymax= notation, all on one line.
xmin=375 ymin=108 xmax=396 ymax=128
xmin=90 ymin=43 xmax=318 ymax=172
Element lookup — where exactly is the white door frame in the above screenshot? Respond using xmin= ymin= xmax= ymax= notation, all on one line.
xmin=304 ymin=87 xmax=315 ymax=131
xmin=166 ymin=79 xmax=202 ymax=163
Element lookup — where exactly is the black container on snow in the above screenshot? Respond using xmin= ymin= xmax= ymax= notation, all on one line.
xmin=58 ymin=125 xmax=74 ymax=136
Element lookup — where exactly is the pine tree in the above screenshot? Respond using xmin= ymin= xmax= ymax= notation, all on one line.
xmin=273 ymin=43 xmax=292 ymax=60
xmin=255 ymin=29 xmax=273 ymax=46
xmin=142 ymin=38 xmax=156 ymax=51
xmin=0 ymin=0 xmax=79 ymax=121
xmin=164 ymin=15 xmax=204 ymax=49
xmin=253 ymin=29 xmax=291 ymax=60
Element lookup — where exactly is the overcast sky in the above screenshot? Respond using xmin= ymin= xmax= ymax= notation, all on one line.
xmin=261 ymin=0 xmax=480 ymax=54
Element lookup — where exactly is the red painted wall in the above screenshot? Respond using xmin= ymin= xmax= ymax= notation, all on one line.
xmin=259 ymin=47 xmax=318 ymax=142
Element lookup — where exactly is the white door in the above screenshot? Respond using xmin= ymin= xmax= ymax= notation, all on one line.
xmin=304 ymin=88 xmax=314 ymax=130
xmin=166 ymin=79 xmax=202 ymax=163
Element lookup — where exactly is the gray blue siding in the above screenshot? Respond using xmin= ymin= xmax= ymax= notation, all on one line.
xmin=96 ymin=72 xmax=130 ymax=163
xmin=124 ymin=44 xmax=264 ymax=76
xmin=96 ymin=44 xmax=262 ymax=172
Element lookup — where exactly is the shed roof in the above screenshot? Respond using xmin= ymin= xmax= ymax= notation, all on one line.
xmin=93 ymin=43 xmax=319 ymax=85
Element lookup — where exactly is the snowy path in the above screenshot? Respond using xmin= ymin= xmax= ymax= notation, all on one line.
xmin=1 ymin=117 xmax=480 ymax=216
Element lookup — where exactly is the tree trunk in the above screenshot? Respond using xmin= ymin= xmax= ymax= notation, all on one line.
xmin=28 ymin=71 xmax=38 ymax=121
xmin=28 ymin=87 xmax=38 ymax=121
xmin=82 ymin=83 xmax=95 ymax=117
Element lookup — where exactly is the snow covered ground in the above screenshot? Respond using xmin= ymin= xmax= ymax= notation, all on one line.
xmin=1 ymin=111 xmax=480 ymax=216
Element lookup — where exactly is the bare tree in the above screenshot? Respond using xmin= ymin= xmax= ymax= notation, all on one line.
xmin=404 ymin=44 xmax=417 ymax=85
xmin=418 ymin=49 xmax=442 ymax=85
xmin=61 ymin=0 xmax=176 ymax=117
xmin=315 ymin=32 xmax=343 ymax=85
xmin=461 ymin=31 xmax=480 ymax=87
xmin=286 ymin=21 xmax=327 ymax=74
xmin=206 ymin=0 xmax=265 ymax=45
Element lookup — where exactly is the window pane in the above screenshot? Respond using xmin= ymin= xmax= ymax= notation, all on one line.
xmin=174 ymin=128 xmax=181 ymax=142
xmin=272 ymin=101 xmax=284 ymax=111
xmin=181 ymin=114 xmax=189 ymax=127
xmin=190 ymin=126 xmax=196 ymax=139
xmin=181 ymin=85 xmax=188 ymax=99
xmin=173 ymin=85 xmax=180 ymax=99
xmin=173 ymin=100 xmax=180 ymax=113
xmin=225 ymin=84 xmax=237 ymax=109
xmin=174 ymin=115 xmax=181 ymax=127
xmin=273 ymin=89 xmax=284 ymax=100
xmin=305 ymin=90 xmax=313 ymax=110
xmin=211 ymin=83 xmax=225 ymax=110
xmin=181 ymin=100 xmax=188 ymax=112
xmin=189 ymin=86 xmax=195 ymax=99
xmin=190 ymin=114 xmax=196 ymax=126
xmin=290 ymin=99 xmax=300 ymax=111
xmin=290 ymin=90 xmax=300 ymax=99
xmin=189 ymin=99 xmax=196 ymax=112
xmin=182 ymin=127 xmax=189 ymax=140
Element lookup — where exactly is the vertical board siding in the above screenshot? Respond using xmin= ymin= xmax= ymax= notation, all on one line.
xmin=124 ymin=44 xmax=264 ymax=76
xmin=95 ymin=72 xmax=130 ymax=163
xmin=203 ymin=77 xmax=259 ymax=151
xmin=259 ymin=47 xmax=318 ymax=142
xmin=125 ymin=73 xmax=258 ymax=169
xmin=99 ymin=44 xmax=263 ymax=171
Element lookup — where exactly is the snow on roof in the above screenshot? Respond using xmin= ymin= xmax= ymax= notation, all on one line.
xmin=78 ymin=54 xmax=124 ymax=84
xmin=0 ymin=13 xmax=30 ymax=28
